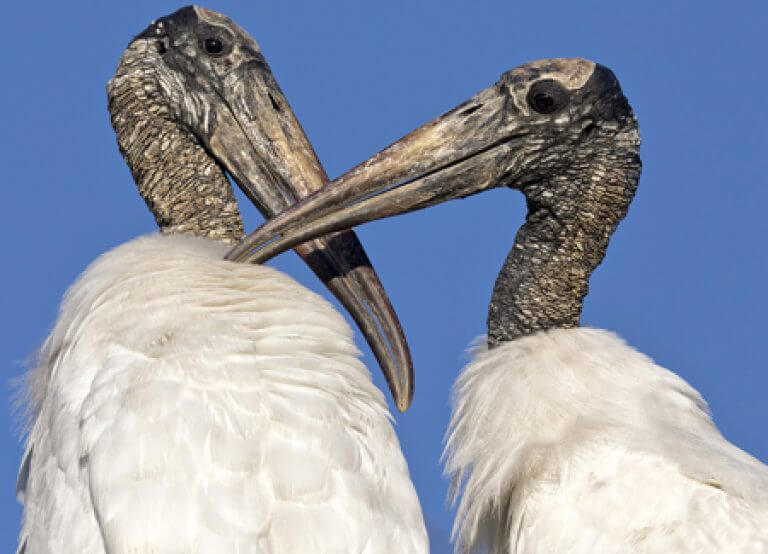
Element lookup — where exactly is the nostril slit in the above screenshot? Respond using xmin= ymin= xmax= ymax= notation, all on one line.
xmin=583 ymin=123 xmax=597 ymax=138
xmin=459 ymin=104 xmax=483 ymax=117
xmin=268 ymin=92 xmax=281 ymax=113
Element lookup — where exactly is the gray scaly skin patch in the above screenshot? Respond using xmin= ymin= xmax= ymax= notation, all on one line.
xmin=487 ymin=65 xmax=641 ymax=345
xmin=108 ymin=22 xmax=243 ymax=243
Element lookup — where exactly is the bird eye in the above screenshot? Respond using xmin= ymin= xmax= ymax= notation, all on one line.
xmin=155 ymin=41 xmax=167 ymax=55
xmin=203 ymin=37 xmax=224 ymax=55
xmin=527 ymin=80 xmax=569 ymax=115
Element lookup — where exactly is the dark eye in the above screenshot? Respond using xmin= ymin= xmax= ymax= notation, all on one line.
xmin=155 ymin=40 xmax=167 ymax=55
xmin=203 ymin=37 xmax=224 ymax=55
xmin=527 ymin=80 xmax=569 ymax=115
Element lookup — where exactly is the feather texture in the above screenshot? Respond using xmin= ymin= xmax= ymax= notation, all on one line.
xmin=444 ymin=327 xmax=768 ymax=553
xmin=17 ymin=234 xmax=427 ymax=553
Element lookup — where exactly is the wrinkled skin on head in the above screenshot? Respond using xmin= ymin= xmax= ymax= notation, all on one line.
xmin=227 ymin=58 xmax=641 ymax=343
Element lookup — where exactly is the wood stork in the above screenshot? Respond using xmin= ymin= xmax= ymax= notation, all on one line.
xmin=229 ymin=58 xmax=768 ymax=552
xmin=16 ymin=6 xmax=427 ymax=553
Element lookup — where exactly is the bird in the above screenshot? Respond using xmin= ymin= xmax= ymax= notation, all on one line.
xmin=16 ymin=6 xmax=427 ymax=553
xmin=229 ymin=57 xmax=768 ymax=553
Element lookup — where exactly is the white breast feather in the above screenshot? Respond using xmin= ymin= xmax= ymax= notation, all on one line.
xmin=444 ymin=328 xmax=768 ymax=553
xmin=17 ymin=234 xmax=428 ymax=554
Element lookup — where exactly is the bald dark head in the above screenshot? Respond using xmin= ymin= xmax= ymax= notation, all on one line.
xmin=129 ymin=6 xmax=268 ymax=129
xmin=487 ymin=61 xmax=641 ymax=344
xmin=225 ymin=58 xmax=641 ymax=344
xmin=107 ymin=5 xmax=266 ymax=240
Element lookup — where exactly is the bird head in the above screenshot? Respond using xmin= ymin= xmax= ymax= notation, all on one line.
xmin=228 ymin=58 xmax=641 ymax=264
xmin=226 ymin=58 xmax=642 ymax=343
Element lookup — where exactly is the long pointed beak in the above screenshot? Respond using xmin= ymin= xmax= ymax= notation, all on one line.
xmin=205 ymin=51 xmax=414 ymax=410
xmin=225 ymin=80 xmax=518 ymax=265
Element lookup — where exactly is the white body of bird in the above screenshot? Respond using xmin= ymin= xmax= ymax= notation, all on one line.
xmin=17 ymin=234 xmax=427 ymax=553
xmin=445 ymin=327 xmax=768 ymax=553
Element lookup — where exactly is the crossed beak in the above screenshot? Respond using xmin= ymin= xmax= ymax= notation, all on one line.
xmin=225 ymin=77 xmax=519 ymax=264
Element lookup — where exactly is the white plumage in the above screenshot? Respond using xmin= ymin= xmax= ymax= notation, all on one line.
xmin=445 ymin=328 xmax=768 ymax=553
xmin=17 ymin=234 xmax=427 ymax=553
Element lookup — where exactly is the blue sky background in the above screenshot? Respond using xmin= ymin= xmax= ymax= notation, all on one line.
xmin=1 ymin=1 xmax=766 ymax=551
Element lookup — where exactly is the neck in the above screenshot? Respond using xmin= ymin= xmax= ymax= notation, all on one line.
xmin=487 ymin=166 xmax=637 ymax=345
xmin=108 ymin=64 xmax=243 ymax=243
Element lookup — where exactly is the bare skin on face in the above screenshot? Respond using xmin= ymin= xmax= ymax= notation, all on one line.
xmin=228 ymin=58 xmax=641 ymax=343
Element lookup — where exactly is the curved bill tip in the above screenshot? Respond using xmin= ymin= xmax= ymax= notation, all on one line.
xmin=295 ymin=231 xmax=414 ymax=412
xmin=351 ymin=264 xmax=414 ymax=412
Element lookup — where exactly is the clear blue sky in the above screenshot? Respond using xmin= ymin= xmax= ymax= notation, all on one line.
xmin=1 ymin=1 xmax=766 ymax=551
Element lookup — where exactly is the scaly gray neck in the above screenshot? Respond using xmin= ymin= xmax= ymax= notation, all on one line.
xmin=108 ymin=60 xmax=243 ymax=243
xmin=487 ymin=161 xmax=639 ymax=345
